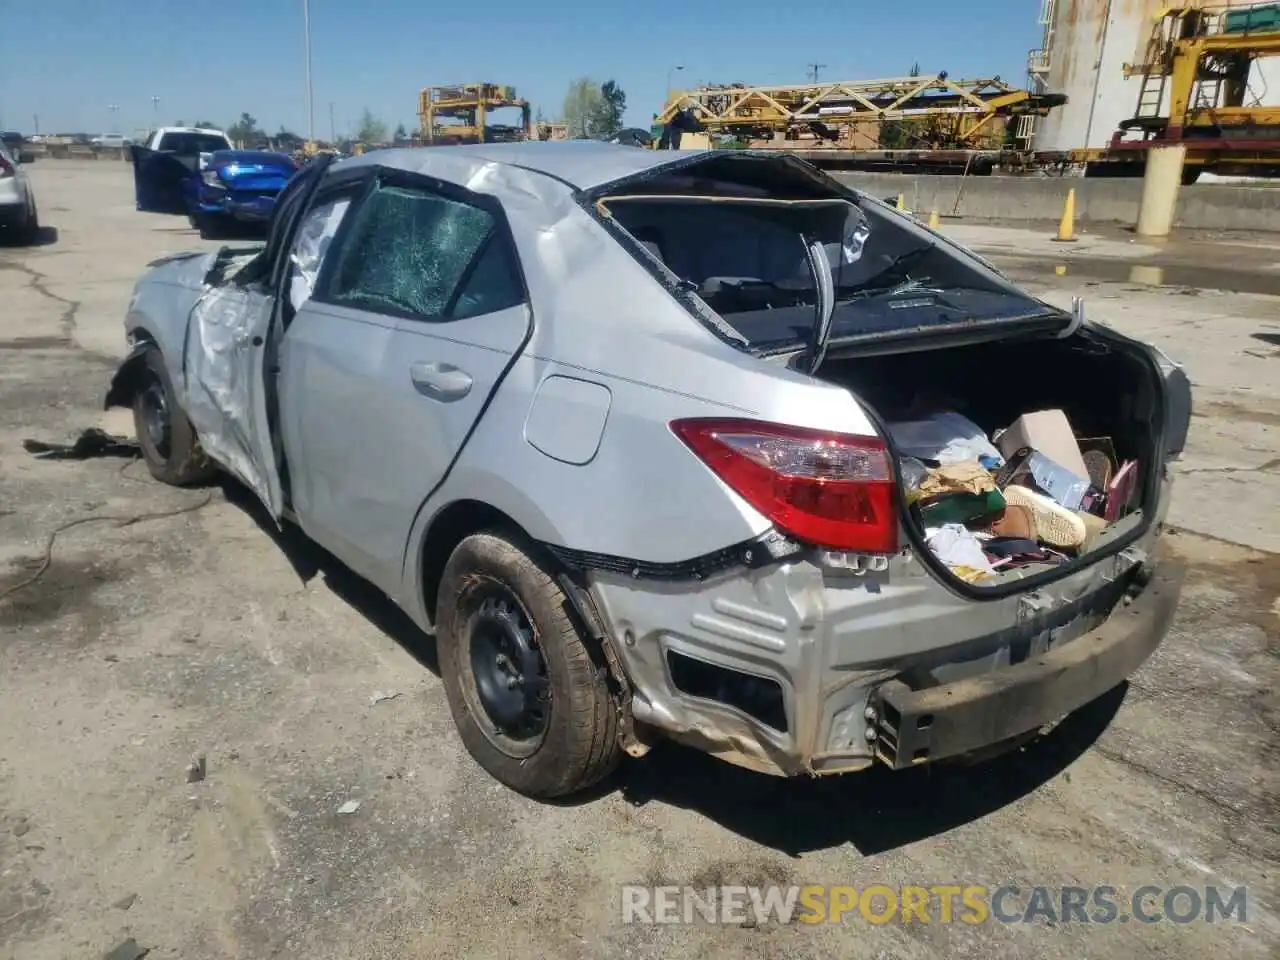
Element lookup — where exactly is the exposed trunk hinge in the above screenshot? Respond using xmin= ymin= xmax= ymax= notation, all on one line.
xmin=1056 ymin=296 xmax=1086 ymax=339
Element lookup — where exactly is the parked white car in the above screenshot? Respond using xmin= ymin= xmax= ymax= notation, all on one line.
xmin=0 ymin=140 xmax=39 ymax=243
xmin=91 ymin=134 xmax=133 ymax=148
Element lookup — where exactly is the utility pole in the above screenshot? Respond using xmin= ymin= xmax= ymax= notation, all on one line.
xmin=807 ymin=63 xmax=827 ymax=84
xmin=32 ymin=114 xmax=39 ymax=134
xmin=303 ymin=0 xmax=315 ymax=141
xmin=666 ymin=65 xmax=684 ymax=101
xmin=108 ymin=103 xmax=120 ymax=133
xmin=151 ymin=96 xmax=160 ymax=122
xmin=329 ymin=102 xmax=335 ymax=144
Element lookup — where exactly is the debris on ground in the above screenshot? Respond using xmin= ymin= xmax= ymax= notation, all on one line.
xmin=369 ymin=690 xmax=401 ymax=705
xmin=113 ymin=892 xmax=138 ymax=911
xmin=185 ymin=756 xmax=207 ymax=783
xmin=22 ymin=428 xmax=138 ymax=461
xmin=103 ymin=938 xmax=149 ymax=960
xmin=336 ymin=800 xmax=361 ymax=815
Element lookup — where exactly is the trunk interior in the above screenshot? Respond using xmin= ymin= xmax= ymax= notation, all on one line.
xmin=816 ymin=328 xmax=1162 ymax=592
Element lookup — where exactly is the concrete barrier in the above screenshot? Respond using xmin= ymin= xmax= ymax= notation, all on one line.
xmin=22 ymin=144 xmax=128 ymax=161
xmin=832 ymin=172 xmax=1280 ymax=232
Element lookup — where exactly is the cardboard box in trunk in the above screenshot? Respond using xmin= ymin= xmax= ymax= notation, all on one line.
xmin=995 ymin=410 xmax=1089 ymax=479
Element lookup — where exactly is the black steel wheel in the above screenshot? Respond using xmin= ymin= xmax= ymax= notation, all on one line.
xmin=463 ymin=583 xmax=551 ymax=756
xmin=437 ymin=531 xmax=622 ymax=798
xmin=131 ymin=344 xmax=217 ymax=486
xmin=137 ymin=378 xmax=171 ymax=461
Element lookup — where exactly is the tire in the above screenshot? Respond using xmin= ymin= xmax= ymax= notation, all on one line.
xmin=20 ymin=204 xmax=39 ymax=244
xmin=437 ymin=531 xmax=622 ymax=798
xmin=195 ymin=214 xmax=223 ymax=240
xmin=131 ymin=345 xmax=217 ymax=486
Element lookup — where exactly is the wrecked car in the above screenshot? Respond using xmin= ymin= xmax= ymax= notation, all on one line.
xmin=131 ymin=132 xmax=298 ymax=239
xmin=104 ymin=143 xmax=1191 ymax=798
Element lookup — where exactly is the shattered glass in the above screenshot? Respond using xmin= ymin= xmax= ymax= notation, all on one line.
xmin=290 ymin=197 xmax=351 ymax=311
xmin=329 ymin=185 xmax=494 ymax=318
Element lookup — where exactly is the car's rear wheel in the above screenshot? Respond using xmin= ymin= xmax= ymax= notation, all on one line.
xmin=437 ymin=531 xmax=622 ymax=798
xmin=132 ymin=345 xmax=217 ymax=486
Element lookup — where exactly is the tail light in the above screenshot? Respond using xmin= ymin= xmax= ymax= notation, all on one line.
xmin=671 ymin=418 xmax=898 ymax=554
xmin=0 ymin=155 xmax=13 ymax=179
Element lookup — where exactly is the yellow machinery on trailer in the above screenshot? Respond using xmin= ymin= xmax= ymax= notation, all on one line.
xmin=418 ymin=83 xmax=532 ymax=145
xmin=1052 ymin=4 xmax=1280 ymax=179
xmin=651 ymin=73 xmax=1066 ymax=172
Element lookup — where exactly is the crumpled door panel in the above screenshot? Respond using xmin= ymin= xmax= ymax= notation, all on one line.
xmin=182 ymin=284 xmax=279 ymax=513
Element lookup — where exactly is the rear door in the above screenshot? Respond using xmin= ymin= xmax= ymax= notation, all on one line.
xmin=130 ymin=146 xmax=195 ymax=214
xmin=278 ymin=171 xmax=531 ymax=589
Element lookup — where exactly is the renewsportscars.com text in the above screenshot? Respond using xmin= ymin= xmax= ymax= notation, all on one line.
xmin=620 ymin=884 xmax=1249 ymax=926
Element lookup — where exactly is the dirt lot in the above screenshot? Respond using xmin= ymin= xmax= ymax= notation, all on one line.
xmin=1 ymin=161 xmax=1277 ymax=960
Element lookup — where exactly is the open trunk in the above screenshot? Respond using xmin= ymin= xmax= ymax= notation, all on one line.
xmin=587 ymin=152 xmax=1177 ymax=597
xmin=816 ymin=326 xmax=1165 ymax=595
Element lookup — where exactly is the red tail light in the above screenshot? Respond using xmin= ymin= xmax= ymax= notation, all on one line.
xmin=671 ymin=418 xmax=898 ymax=554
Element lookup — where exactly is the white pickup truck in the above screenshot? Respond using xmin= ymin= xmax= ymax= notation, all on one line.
xmin=142 ymin=126 xmax=234 ymax=169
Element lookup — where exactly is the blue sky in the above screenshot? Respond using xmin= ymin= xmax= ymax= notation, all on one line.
xmin=0 ymin=0 xmax=1041 ymax=137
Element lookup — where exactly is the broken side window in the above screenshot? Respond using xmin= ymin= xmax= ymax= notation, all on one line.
xmin=289 ymin=197 xmax=351 ymax=312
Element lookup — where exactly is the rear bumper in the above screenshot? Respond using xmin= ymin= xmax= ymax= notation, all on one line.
xmin=869 ymin=559 xmax=1184 ymax=768
xmin=589 ymin=512 xmax=1180 ymax=777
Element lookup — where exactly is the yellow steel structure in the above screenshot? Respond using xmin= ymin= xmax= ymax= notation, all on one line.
xmin=418 ymin=83 xmax=532 ymax=145
xmin=1124 ymin=5 xmax=1280 ymax=138
xmin=654 ymin=73 xmax=1066 ymax=150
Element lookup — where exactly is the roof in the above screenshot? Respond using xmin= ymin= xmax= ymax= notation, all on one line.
xmin=337 ymin=141 xmax=706 ymax=191
xmin=154 ymin=127 xmax=229 ymax=137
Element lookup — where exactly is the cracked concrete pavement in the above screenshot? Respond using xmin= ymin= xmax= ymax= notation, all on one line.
xmin=0 ymin=161 xmax=1277 ymax=959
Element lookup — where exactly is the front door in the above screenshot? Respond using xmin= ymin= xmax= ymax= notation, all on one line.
xmin=181 ymin=281 xmax=284 ymax=513
xmin=278 ymin=174 xmax=531 ymax=589
xmin=179 ymin=158 xmax=333 ymax=520
xmin=130 ymin=146 xmax=195 ymax=214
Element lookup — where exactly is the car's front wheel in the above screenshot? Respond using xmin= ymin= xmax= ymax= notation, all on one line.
xmin=193 ymin=214 xmax=223 ymax=240
xmin=20 ymin=203 xmax=39 ymax=244
xmin=131 ymin=345 xmax=217 ymax=486
xmin=437 ymin=531 xmax=622 ymax=798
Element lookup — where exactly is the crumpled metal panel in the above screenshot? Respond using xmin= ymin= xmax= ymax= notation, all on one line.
xmin=182 ymin=283 xmax=275 ymax=510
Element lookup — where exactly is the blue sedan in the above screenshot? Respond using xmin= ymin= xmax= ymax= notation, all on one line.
xmin=131 ymin=145 xmax=299 ymax=238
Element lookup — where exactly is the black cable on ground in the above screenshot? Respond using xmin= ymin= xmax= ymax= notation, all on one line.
xmin=0 ymin=492 xmax=214 ymax=602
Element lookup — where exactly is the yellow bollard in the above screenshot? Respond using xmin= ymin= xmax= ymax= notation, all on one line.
xmin=1053 ymin=188 xmax=1078 ymax=242
xmin=895 ymin=193 xmax=905 ymax=211
xmin=927 ymin=208 xmax=940 ymax=230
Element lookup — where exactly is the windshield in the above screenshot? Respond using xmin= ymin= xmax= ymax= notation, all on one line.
xmin=607 ymin=195 xmax=1048 ymax=352
xmin=157 ymin=132 xmax=231 ymax=155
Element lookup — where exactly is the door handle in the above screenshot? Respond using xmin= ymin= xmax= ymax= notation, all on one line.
xmin=410 ymin=361 xmax=473 ymax=402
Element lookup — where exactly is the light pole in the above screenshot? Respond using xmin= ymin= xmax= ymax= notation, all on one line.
xmin=303 ymin=0 xmax=315 ymax=142
xmin=665 ymin=65 xmax=685 ymax=102
xmin=108 ymin=103 xmax=119 ymax=133
xmin=151 ymin=96 xmax=160 ymax=123
xmin=329 ymin=102 xmax=335 ymax=144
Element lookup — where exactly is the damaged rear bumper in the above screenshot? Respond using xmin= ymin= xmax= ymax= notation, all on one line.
xmin=587 ymin=522 xmax=1181 ymax=778
xmin=868 ymin=558 xmax=1184 ymax=769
